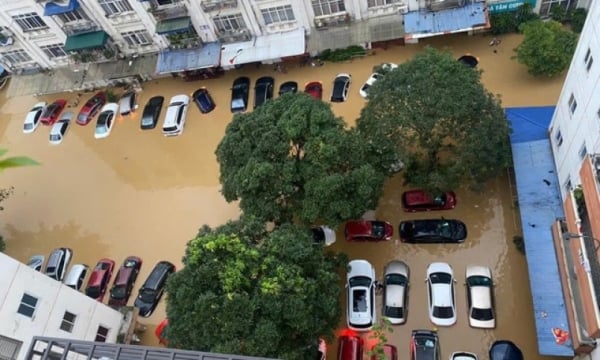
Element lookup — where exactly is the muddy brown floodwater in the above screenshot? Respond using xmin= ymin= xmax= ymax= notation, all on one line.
xmin=0 ymin=33 xmax=566 ymax=359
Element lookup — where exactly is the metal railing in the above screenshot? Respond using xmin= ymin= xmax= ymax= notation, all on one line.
xmin=200 ymin=0 xmax=238 ymax=12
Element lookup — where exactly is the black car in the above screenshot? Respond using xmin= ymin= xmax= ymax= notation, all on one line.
xmin=231 ymin=76 xmax=250 ymax=113
xmin=330 ymin=73 xmax=351 ymax=102
xmin=278 ymin=81 xmax=298 ymax=96
xmin=192 ymin=87 xmax=216 ymax=114
xmin=410 ymin=330 xmax=440 ymax=360
xmin=134 ymin=261 xmax=175 ymax=317
xmin=489 ymin=341 xmax=523 ymax=360
xmin=254 ymin=76 xmax=274 ymax=109
xmin=399 ymin=219 xmax=467 ymax=243
xmin=140 ymin=96 xmax=164 ymax=130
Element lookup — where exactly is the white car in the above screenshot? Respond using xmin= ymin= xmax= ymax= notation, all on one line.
xmin=466 ymin=265 xmax=495 ymax=328
xmin=49 ymin=111 xmax=73 ymax=145
xmin=347 ymin=259 xmax=376 ymax=331
xmin=381 ymin=62 xmax=398 ymax=71
xmin=383 ymin=260 xmax=409 ymax=324
xmin=27 ymin=255 xmax=45 ymax=272
xmin=450 ymin=351 xmax=478 ymax=360
xmin=426 ymin=262 xmax=456 ymax=326
xmin=95 ymin=103 xmax=118 ymax=139
xmin=311 ymin=226 xmax=336 ymax=246
xmin=162 ymin=94 xmax=189 ymax=137
xmin=359 ymin=73 xmax=383 ymax=98
xmin=23 ymin=101 xmax=46 ymax=134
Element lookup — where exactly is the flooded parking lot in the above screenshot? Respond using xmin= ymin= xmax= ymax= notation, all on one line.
xmin=0 ymin=33 xmax=566 ymax=359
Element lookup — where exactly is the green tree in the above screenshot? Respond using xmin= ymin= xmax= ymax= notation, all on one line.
xmin=216 ymin=93 xmax=386 ymax=226
xmin=0 ymin=148 xmax=38 ymax=171
xmin=515 ymin=20 xmax=578 ymax=77
xmin=165 ymin=217 xmax=346 ymax=359
xmin=356 ymin=47 xmax=511 ymax=192
xmin=568 ymin=8 xmax=587 ymax=33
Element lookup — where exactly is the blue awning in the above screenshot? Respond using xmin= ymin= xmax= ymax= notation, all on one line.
xmin=404 ymin=2 xmax=488 ymax=39
xmin=44 ymin=0 xmax=79 ymax=16
xmin=155 ymin=42 xmax=221 ymax=74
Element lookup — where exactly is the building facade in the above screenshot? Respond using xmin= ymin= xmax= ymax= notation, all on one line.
xmin=0 ymin=252 xmax=124 ymax=360
xmin=548 ymin=0 xmax=600 ymax=355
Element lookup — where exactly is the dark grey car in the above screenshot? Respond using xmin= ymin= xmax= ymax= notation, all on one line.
xmin=399 ymin=219 xmax=467 ymax=243
xmin=141 ymin=96 xmax=164 ymax=130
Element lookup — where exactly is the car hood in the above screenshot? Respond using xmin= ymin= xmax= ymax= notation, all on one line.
xmin=134 ymin=298 xmax=154 ymax=316
xmin=348 ymin=260 xmax=375 ymax=279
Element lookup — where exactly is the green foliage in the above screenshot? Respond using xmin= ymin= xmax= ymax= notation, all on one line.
xmin=550 ymin=5 xmax=567 ymax=22
xmin=0 ymin=234 xmax=5 ymax=252
xmin=515 ymin=20 xmax=578 ymax=77
xmin=356 ymin=47 xmax=511 ymax=193
xmin=514 ymin=3 xmax=540 ymax=30
xmin=367 ymin=319 xmax=394 ymax=359
xmin=568 ymin=8 xmax=587 ymax=33
xmin=216 ymin=93 xmax=387 ymax=226
xmin=106 ymin=90 xmax=118 ymax=102
xmin=0 ymin=149 xmax=38 ymax=171
xmin=165 ymin=218 xmax=346 ymax=359
xmin=490 ymin=13 xmax=518 ymax=34
xmin=319 ymin=45 xmax=366 ymax=62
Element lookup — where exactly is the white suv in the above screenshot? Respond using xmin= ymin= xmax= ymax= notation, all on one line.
xmin=162 ymin=95 xmax=189 ymax=137
xmin=347 ymin=259 xmax=376 ymax=331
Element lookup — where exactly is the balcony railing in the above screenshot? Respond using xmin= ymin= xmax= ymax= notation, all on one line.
xmin=64 ymin=21 xmax=100 ymax=36
xmin=150 ymin=2 xmax=188 ymax=21
xmin=200 ymin=0 xmax=238 ymax=12
xmin=216 ymin=29 xmax=250 ymax=43
xmin=313 ymin=12 xmax=351 ymax=30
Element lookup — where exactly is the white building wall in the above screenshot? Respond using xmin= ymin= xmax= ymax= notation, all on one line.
xmin=247 ymin=0 xmax=311 ymax=35
xmin=549 ymin=0 xmax=600 ymax=200
xmin=0 ymin=253 xmax=123 ymax=360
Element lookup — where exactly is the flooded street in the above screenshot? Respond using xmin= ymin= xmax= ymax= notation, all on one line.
xmin=0 ymin=33 xmax=565 ymax=359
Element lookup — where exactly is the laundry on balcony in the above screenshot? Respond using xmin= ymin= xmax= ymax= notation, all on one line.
xmin=156 ymin=42 xmax=221 ymax=75
xmin=64 ymin=31 xmax=109 ymax=52
xmin=44 ymin=0 xmax=80 ymax=16
xmin=156 ymin=17 xmax=192 ymax=35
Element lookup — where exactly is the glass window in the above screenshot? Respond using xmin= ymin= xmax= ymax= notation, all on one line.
xmin=57 ymin=9 xmax=87 ymax=23
xmin=17 ymin=293 xmax=38 ymax=318
xmin=40 ymin=44 xmax=67 ymax=60
xmin=98 ymin=0 xmax=133 ymax=16
xmin=584 ymin=48 xmax=593 ymax=72
xmin=122 ymin=30 xmax=152 ymax=47
xmin=368 ymin=0 xmax=401 ymax=7
xmin=95 ymin=326 xmax=110 ymax=342
xmin=60 ymin=311 xmax=77 ymax=332
xmin=579 ymin=143 xmax=587 ymax=159
xmin=261 ymin=5 xmax=295 ymax=25
xmin=554 ymin=129 xmax=563 ymax=146
xmin=568 ymin=94 xmax=577 ymax=114
xmin=12 ymin=13 xmax=47 ymax=32
xmin=312 ymin=0 xmax=346 ymax=16
xmin=213 ymin=14 xmax=247 ymax=33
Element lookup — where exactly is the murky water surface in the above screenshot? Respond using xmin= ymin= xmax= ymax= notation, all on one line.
xmin=0 ymin=33 xmax=565 ymax=359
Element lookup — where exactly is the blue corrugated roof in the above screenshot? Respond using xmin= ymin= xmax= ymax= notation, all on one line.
xmin=155 ymin=42 xmax=221 ymax=75
xmin=404 ymin=3 xmax=487 ymax=35
xmin=44 ymin=0 xmax=79 ymax=16
xmin=507 ymin=106 xmax=574 ymax=357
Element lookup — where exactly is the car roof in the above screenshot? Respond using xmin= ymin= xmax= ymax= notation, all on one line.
xmin=115 ymin=266 xmax=134 ymax=284
xmin=88 ymin=269 xmax=107 ymax=286
xmin=466 ymin=265 xmax=492 ymax=278
xmin=471 ymin=286 xmax=492 ymax=308
xmin=346 ymin=221 xmax=372 ymax=236
xmin=403 ymin=189 xmax=436 ymax=205
xmin=489 ymin=341 xmax=523 ymax=360
xmin=431 ymin=283 xmax=453 ymax=307
xmin=348 ymin=259 xmax=375 ymax=279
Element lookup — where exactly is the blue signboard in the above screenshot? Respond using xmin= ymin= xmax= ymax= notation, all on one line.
xmin=488 ymin=0 xmax=536 ymax=13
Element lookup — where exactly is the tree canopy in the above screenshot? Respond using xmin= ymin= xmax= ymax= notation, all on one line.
xmin=165 ymin=217 xmax=345 ymax=359
xmin=515 ymin=20 xmax=578 ymax=77
xmin=216 ymin=93 xmax=386 ymax=226
xmin=356 ymin=47 xmax=512 ymax=192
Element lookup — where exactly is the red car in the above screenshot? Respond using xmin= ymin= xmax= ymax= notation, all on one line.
xmin=77 ymin=92 xmax=106 ymax=125
xmin=401 ymin=189 xmax=456 ymax=212
xmin=40 ymin=99 xmax=67 ymax=126
xmin=85 ymin=258 xmax=115 ymax=302
xmin=304 ymin=81 xmax=323 ymax=100
xmin=108 ymin=256 xmax=142 ymax=307
xmin=155 ymin=318 xmax=168 ymax=346
xmin=344 ymin=220 xmax=393 ymax=242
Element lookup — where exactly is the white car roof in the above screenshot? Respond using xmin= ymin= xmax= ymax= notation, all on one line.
xmin=100 ymin=102 xmax=119 ymax=114
xmin=471 ymin=286 xmax=492 ymax=309
xmin=431 ymin=283 xmax=453 ymax=307
xmin=170 ymin=94 xmax=190 ymax=105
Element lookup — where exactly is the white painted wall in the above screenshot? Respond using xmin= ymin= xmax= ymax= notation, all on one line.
xmin=549 ymin=0 xmax=600 ymax=200
xmin=0 ymin=252 xmax=123 ymax=360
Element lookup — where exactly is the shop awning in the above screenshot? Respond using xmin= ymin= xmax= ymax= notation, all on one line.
xmin=64 ymin=31 xmax=109 ymax=52
xmin=156 ymin=42 xmax=221 ymax=74
xmin=156 ymin=17 xmax=191 ymax=35
xmin=44 ymin=0 xmax=79 ymax=16
xmin=404 ymin=3 xmax=489 ymax=40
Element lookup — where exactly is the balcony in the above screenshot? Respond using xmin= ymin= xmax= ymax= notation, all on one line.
xmin=216 ymin=29 xmax=250 ymax=43
xmin=313 ymin=12 xmax=352 ymax=30
xmin=63 ymin=20 xmax=100 ymax=36
xmin=150 ymin=2 xmax=188 ymax=21
xmin=427 ymin=0 xmax=467 ymax=11
xmin=201 ymin=0 xmax=238 ymax=12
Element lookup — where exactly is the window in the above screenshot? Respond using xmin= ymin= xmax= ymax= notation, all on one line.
xmin=12 ymin=13 xmax=47 ymax=32
xmin=368 ymin=0 xmax=401 ymax=7
xmin=155 ymin=0 xmax=175 ymax=5
xmin=312 ymin=0 xmax=346 ymax=16
xmin=554 ymin=129 xmax=563 ymax=147
xmin=2 ymin=49 xmax=33 ymax=66
xmin=539 ymin=0 xmax=577 ymax=17
xmin=98 ymin=0 xmax=133 ymax=16
xmin=213 ymin=14 xmax=246 ymax=33
xmin=584 ymin=49 xmax=593 ymax=72
xmin=95 ymin=326 xmax=110 ymax=342
xmin=17 ymin=293 xmax=38 ymax=318
xmin=40 ymin=44 xmax=67 ymax=59
xmin=579 ymin=143 xmax=587 ymax=160
xmin=57 ymin=9 xmax=87 ymax=23
xmin=60 ymin=311 xmax=76 ymax=332
xmin=122 ymin=30 xmax=152 ymax=46
xmin=0 ymin=335 xmax=23 ymax=360
xmin=568 ymin=94 xmax=577 ymax=114
xmin=261 ymin=5 xmax=295 ymax=24
xmin=564 ymin=177 xmax=572 ymax=192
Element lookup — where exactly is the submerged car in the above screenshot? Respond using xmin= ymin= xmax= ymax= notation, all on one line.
xmin=489 ymin=341 xmax=523 ymax=360
xmin=231 ymin=76 xmax=250 ymax=113
xmin=399 ymin=219 xmax=467 ymax=244
xmin=402 ymin=189 xmax=457 ymax=212
xmin=278 ymin=81 xmax=298 ymax=96
xmin=410 ymin=330 xmax=440 ymax=360
xmin=311 ymin=226 xmax=336 ymax=246
xmin=23 ymin=102 xmax=46 ymax=134
xmin=77 ymin=91 xmax=106 ymax=125
xmin=44 ymin=247 xmax=73 ymax=281
xmin=49 ymin=111 xmax=73 ymax=145
xmin=254 ymin=76 xmax=274 ymax=109
xmin=95 ymin=103 xmax=118 ymax=139
xmin=64 ymin=264 xmax=89 ymax=291
xmin=304 ymin=81 xmax=323 ymax=100
xmin=109 ymin=256 xmax=143 ymax=307
xmin=27 ymin=255 xmax=45 ymax=271
xmin=344 ymin=220 xmax=393 ymax=242
xmin=346 ymin=259 xmax=376 ymax=331
xmin=383 ymin=260 xmax=409 ymax=325
xmin=134 ymin=260 xmax=176 ymax=317
xmin=451 ymin=352 xmax=478 ymax=360
xmin=466 ymin=265 xmax=495 ymax=328
xmin=331 ymin=73 xmax=351 ymax=102
xmin=85 ymin=258 xmax=115 ymax=302
xmin=140 ymin=96 xmax=164 ymax=130
xmin=119 ymin=90 xmax=138 ymax=116
xmin=359 ymin=72 xmax=382 ymax=98
xmin=162 ymin=94 xmax=189 ymax=137
xmin=337 ymin=334 xmax=363 ymax=360
xmin=40 ymin=99 xmax=67 ymax=126
xmin=426 ymin=262 xmax=456 ymax=327
xmin=192 ymin=87 xmax=216 ymax=114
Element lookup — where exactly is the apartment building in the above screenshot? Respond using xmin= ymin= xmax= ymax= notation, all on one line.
xmin=0 ymin=252 xmax=124 ymax=360
xmin=548 ymin=0 xmax=600 ymax=355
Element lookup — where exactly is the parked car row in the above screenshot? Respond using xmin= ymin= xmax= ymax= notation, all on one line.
xmin=26 ymin=248 xmax=175 ymax=317
xmin=346 ymin=260 xmax=495 ymax=331
xmin=336 ymin=330 xmax=523 ymax=360
xmin=343 ymin=218 xmax=467 ymax=244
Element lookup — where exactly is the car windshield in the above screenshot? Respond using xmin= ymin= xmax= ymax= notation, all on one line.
xmin=44 ymin=105 xmax=58 ymax=114
xmin=24 ymin=123 xmax=33 ymax=130
xmin=429 ymin=272 xmax=451 ymax=284
xmin=386 ymin=273 xmax=407 ymax=286
xmin=471 ymin=307 xmax=494 ymax=321
xmin=467 ymin=275 xmax=492 ymax=286
xmin=361 ymin=84 xmax=370 ymax=92
xmin=77 ymin=114 xmax=87 ymax=122
xmin=372 ymin=222 xmax=386 ymax=237
xmin=349 ymin=276 xmax=371 ymax=287
xmin=86 ymin=286 xmax=101 ymax=298
xmin=352 ymin=289 xmax=368 ymax=312
xmin=97 ymin=112 xmax=112 ymax=126
xmin=385 ymin=305 xmax=404 ymax=318
xmin=170 ymin=102 xmax=183 ymax=108
xmin=125 ymin=259 xmax=137 ymax=267
xmin=233 ymin=83 xmax=247 ymax=90
xmin=140 ymin=288 xmax=156 ymax=303
xmin=111 ymin=285 xmax=127 ymax=299
xmin=164 ymin=126 xmax=177 ymax=132
xmin=46 ymin=266 xmax=56 ymax=273
xmin=49 ymin=134 xmax=60 ymax=141
xmin=231 ymin=98 xmax=245 ymax=110
xmin=433 ymin=306 xmax=454 ymax=319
